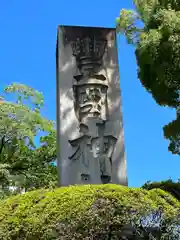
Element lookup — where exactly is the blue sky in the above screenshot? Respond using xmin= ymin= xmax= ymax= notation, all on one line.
xmin=0 ymin=0 xmax=179 ymax=187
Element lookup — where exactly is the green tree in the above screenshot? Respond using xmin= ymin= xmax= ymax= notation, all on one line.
xmin=0 ymin=83 xmax=57 ymax=198
xmin=116 ymin=0 xmax=180 ymax=155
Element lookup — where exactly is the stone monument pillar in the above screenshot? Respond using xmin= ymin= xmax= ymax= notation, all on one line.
xmin=56 ymin=25 xmax=128 ymax=186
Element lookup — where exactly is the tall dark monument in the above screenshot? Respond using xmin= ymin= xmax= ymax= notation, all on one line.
xmin=56 ymin=25 xmax=128 ymax=186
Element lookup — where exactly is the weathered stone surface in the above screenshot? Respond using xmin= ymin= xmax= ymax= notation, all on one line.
xmin=56 ymin=25 xmax=128 ymax=186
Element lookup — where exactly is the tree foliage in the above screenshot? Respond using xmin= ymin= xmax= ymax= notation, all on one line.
xmin=0 ymin=83 xmax=57 ymax=198
xmin=116 ymin=0 xmax=180 ymax=155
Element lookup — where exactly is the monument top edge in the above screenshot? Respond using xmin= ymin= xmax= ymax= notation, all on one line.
xmin=57 ymin=25 xmax=116 ymax=31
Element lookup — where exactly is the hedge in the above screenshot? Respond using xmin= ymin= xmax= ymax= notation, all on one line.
xmin=0 ymin=184 xmax=179 ymax=239
xmin=142 ymin=179 xmax=180 ymax=201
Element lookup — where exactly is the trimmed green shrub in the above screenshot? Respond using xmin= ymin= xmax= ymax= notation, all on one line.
xmin=0 ymin=184 xmax=179 ymax=239
xmin=142 ymin=179 xmax=180 ymax=201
